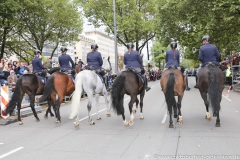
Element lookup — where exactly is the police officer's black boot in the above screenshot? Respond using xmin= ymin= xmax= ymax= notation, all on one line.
xmin=144 ymin=75 xmax=151 ymax=92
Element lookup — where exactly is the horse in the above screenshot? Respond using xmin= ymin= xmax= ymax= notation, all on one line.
xmin=197 ymin=62 xmax=224 ymax=127
xmin=38 ymin=71 xmax=75 ymax=125
xmin=3 ymin=73 xmax=54 ymax=125
xmin=160 ymin=67 xmax=186 ymax=128
xmin=110 ymin=69 xmax=145 ymax=126
xmin=69 ymin=56 xmax=112 ymax=128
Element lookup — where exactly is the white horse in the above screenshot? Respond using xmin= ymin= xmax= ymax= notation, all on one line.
xmin=69 ymin=56 xmax=112 ymax=128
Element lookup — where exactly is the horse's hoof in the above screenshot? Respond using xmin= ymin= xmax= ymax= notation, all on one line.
xmin=106 ymin=112 xmax=111 ymax=117
xmin=169 ymin=124 xmax=174 ymax=128
xmin=174 ymin=115 xmax=178 ymax=118
xmin=140 ymin=115 xmax=144 ymax=120
xmin=97 ymin=117 xmax=101 ymax=120
xmin=19 ymin=121 xmax=23 ymax=125
xmin=215 ymin=123 xmax=221 ymax=127
xmin=129 ymin=120 xmax=134 ymax=126
xmin=50 ymin=114 xmax=54 ymax=117
xmin=74 ymin=123 xmax=80 ymax=129
xmin=55 ymin=120 xmax=61 ymax=126
xmin=123 ymin=120 xmax=128 ymax=126
xmin=90 ymin=121 xmax=95 ymax=125
xmin=44 ymin=115 xmax=48 ymax=119
xmin=36 ymin=119 xmax=40 ymax=122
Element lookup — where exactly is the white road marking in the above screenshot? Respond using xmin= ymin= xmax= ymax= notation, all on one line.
xmin=0 ymin=147 xmax=24 ymax=159
xmin=0 ymin=143 xmax=3 ymax=145
xmin=78 ymin=97 xmax=130 ymax=122
xmin=222 ymin=95 xmax=232 ymax=101
xmin=161 ymin=111 xmax=168 ymax=124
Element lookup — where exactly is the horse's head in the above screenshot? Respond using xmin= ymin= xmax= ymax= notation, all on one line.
xmin=102 ymin=56 xmax=112 ymax=73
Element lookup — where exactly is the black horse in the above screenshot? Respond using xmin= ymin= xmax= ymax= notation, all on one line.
xmin=197 ymin=63 xmax=224 ymax=127
xmin=111 ymin=70 xmax=145 ymax=126
xmin=3 ymin=74 xmax=54 ymax=125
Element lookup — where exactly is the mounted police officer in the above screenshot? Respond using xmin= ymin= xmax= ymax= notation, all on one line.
xmin=58 ymin=46 xmax=75 ymax=79
xmin=32 ymin=49 xmax=47 ymax=83
xmin=87 ymin=44 xmax=103 ymax=71
xmin=165 ymin=41 xmax=181 ymax=70
xmin=87 ymin=44 xmax=108 ymax=88
xmin=32 ymin=50 xmax=46 ymax=75
xmin=124 ymin=43 xmax=151 ymax=92
xmin=198 ymin=35 xmax=220 ymax=67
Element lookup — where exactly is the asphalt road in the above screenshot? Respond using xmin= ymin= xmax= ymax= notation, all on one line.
xmin=1 ymin=77 xmax=240 ymax=160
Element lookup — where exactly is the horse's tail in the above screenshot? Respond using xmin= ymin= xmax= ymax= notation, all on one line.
xmin=208 ymin=67 xmax=221 ymax=112
xmin=165 ymin=73 xmax=176 ymax=111
xmin=69 ymin=73 xmax=83 ymax=119
xmin=111 ymin=74 xmax=125 ymax=115
xmin=6 ymin=76 xmax=22 ymax=114
xmin=39 ymin=76 xmax=55 ymax=102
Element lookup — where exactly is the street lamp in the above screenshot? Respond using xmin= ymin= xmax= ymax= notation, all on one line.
xmin=113 ymin=0 xmax=118 ymax=73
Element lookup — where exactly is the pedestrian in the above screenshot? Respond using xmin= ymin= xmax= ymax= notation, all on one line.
xmin=124 ymin=43 xmax=151 ymax=91
xmin=198 ymin=35 xmax=220 ymax=67
xmin=7 ymin=70 xmax=18 ymax=91
xmin=78 ymin=59 xmax=84 ymax=69
xmin=44 ymin=57 xmax=52 ymax=69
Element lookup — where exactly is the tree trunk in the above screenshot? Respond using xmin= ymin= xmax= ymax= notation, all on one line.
xmin=0 ymin=27 xmax=8 ymax=59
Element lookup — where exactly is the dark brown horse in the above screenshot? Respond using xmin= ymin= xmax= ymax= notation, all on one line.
xmin=111 ymin=70 xmax=145 ymax=126
xmin=38 ymin=72 xmax=75 ymax=125
xmin=197 ymin=63 xmax=224 ymax=127
xmin=3 ymin=74 xmax=54 ymax=125
xmin=160 ymin=68 xmax=186 ymax=128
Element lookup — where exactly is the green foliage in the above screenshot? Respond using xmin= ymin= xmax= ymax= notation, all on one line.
xmin=1 ymin=0 xmax=83 ymax=61
xmin=157 ymin=0 xmax=240 ymax=60
xmin=79 ymin=0 xmax=158 ymax=53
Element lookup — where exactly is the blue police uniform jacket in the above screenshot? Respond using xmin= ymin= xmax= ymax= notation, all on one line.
xmin=124 ymin=51 xmax=142 ymax=69
xmin=165 ymin=49 xmax=180 ymax=68
xmin=58 ymin=54 xmax=75 ymax=70
xmin=198 ymin=43 xmax=220 ymax=67
xmin=32 ymin=57 xmax=46 ymax=72
xmin=87 ymin=51 xmax=103 ymax=70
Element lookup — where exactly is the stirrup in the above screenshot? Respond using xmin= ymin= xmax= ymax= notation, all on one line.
xmin=145 ymin=87 xmax=151 ymax=92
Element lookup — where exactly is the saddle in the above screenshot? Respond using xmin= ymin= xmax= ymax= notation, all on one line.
xmin=168 ymin=65 xmax=177 ymax=70
xmin=127 ymin=68 xmax=145 ymax=84
xmin=205 ymin=62 xmax=216 ymax=67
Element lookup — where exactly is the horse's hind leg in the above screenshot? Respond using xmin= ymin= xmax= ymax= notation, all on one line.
xmin=87 ymin=93 xmax=95 ymax=125
xmin=215 ymin=111 xmax=221 ymax=127
xmin=44 ymin=97 xmax=54 ymax=119
xmin=168 ymin=106 xmax=174 ymax=128
xmin=139 ymin=92 xmax=145 ymax=120
xmin=200 ymin=92 xmax=211 ymax=120
xmin=177 ymin=96 xmax=183 ymax=125
xmin=128 ymin=95 xmax=137 ymax=126
xmin=95 ymin=94 xmax=101 ymax=120
xmin=29 ymin=94 xmax=40 ymax=122
xmin=133 ymin=98 xmax=139 ymax=114
xmin=17 ymin=94 xmax=24 ymax=125
xmin=103 ymin=91 xmax=111 ymax=117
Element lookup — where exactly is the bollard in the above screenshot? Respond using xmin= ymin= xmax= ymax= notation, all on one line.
xmin=0 ymin=85 xmax=10 ymax=119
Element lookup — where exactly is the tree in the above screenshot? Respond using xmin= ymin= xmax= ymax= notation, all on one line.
xmin=1 ymin=0 xmax=83 ymax=62
xmin=151 ymin=41 xmax=167 ymax=68
xmin=0 ymin=0 xmax=20 ymax=59
xmin=157 ymin=0 xmax=240 ymax=60
xmin=79 ymin=0 xmax=158 ymax=53
xmin=16 ymin=0 xmax=83 ymax=58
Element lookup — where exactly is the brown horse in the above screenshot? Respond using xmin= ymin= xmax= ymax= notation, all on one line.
xmin=111 ymin=70 xmax=145 ymax=126
xmin=38 ymin=72 xmax=75 ymax=125
xmin=3 ymin=74 xmax=54 ymax=125
xmin=197 ymin=63 xmax=224 ymax=127
xmin=160 ymin=67 xmax=186 ymax=128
